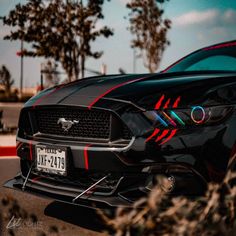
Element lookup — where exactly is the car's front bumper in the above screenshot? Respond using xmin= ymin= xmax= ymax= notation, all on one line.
xmin=4 ymin=173 xmax=147 ymax=208
xmin=4 ymin=159 xmax=207 ymax=209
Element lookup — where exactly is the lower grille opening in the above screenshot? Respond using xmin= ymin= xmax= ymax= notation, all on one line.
xmin=31 ymin=169 xmax=123 ymax=195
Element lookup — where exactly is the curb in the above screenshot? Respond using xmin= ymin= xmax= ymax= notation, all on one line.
xmin=0 ymin=146 xmax=16 ymax=156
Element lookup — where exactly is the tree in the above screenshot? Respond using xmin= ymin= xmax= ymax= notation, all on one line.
xmin=2 ymin=0 xmax=113 ymax=81
xmin=127 ymin=0 xmax=171 ymax=73
xmin=41 ymin=60 xmax=60 ymax=88
xmin=0 ymin=65 xmax=14 ymax=98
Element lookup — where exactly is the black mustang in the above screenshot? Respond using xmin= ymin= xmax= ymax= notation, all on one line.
xmin=5 ymin=40 xmax=236 ymax=208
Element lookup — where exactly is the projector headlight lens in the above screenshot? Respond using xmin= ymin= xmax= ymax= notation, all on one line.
xmin=190 ymin=106 xmax=206 ymax=124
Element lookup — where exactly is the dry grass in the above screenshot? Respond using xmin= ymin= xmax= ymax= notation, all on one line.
xmin=0 ymin=195 xmax=50 ymax=236
xmin=101 ymin=171 xmax=236 ymax=236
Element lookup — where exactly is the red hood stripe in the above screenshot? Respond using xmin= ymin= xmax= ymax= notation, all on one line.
xmin=32 ymin=84 xmax=65 ymax=108
xmin=88 ymin=76 xmax=149 ymax=109
xmin=204 ymin=42 xmax=236 ymax=50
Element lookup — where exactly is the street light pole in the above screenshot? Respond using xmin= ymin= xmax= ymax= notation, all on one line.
xmin=20 ymin=39 xmax=24 ymax=98
xmin=40 ymin=63 xmax=44 ymax=90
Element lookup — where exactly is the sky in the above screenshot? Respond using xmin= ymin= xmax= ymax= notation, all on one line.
xmin=0 ymin=0 xmax=236 ymax=88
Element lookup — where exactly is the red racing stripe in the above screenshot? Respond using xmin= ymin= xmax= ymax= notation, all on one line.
xmin=84 ymin=144 xmax=91 ymax=170
xmin=159 ymin=129 xmax=178 ymax=145
xmin=204 ymin=42 xmax=236 ymax=51
xmin=16 ymin=142 xmax=23 ymax=151
xmin=162 ymin=55 xmax=189 ymax=73
xmin=16 ymin=142 xmax=21 ymax=149
xmin=145 ymin=128 xmax=160 ymax=143
xmin=172 ymin=96 xmax=181 ymax=108
xmin=154 ymin=94 xmax=165 ymax=110
xmin=88 ymin=77 xmax=149 ymax=109
xmin=32 ymin=84 xmax=65 ymax=108
xmin=155 ymin=129 xmax=169 ymax=143
xmin=163 ymin=98 xmax=170 ymax=109
xmin=31 ymin=176 xmax=42 ymax=183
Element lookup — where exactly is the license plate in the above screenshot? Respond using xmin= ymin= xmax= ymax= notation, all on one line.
xmin=36 ymin=145 xmax=67 ymax=176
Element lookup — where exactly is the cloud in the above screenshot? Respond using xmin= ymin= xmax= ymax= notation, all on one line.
xmin=174 ymin=8 xmax=236 ymax=28
xmin=174 ymin=9 xmax=219 ymax=27
xmin=172 ymin=8 xmax=236 ymax=45
xmin=223 ymin=9 xmax=236 ymax=24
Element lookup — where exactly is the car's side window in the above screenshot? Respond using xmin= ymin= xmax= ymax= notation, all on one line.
xmin=185 ymin=55 xmax=236 ymax=72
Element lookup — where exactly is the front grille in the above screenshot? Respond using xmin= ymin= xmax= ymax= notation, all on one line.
xmin=122 ymin=123 xmax=133 ymax=140
xmin=36 ymin=108 xmax=111 ymax=140
xmin=31 ymin=170 xmax=122 ymax=195
xmin=19 ymin=106 xmax=133 ymax=142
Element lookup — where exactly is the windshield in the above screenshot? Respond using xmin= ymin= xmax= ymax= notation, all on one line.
xmin=164 ymin=41 xmax=236 ymax=73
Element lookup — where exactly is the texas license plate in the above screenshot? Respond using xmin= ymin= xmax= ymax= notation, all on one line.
xmin=36 ymin=145 xmax=67 ymax=176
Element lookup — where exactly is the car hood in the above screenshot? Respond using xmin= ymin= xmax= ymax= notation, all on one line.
xmin=25 ymin=72 xmax=236 ymax=111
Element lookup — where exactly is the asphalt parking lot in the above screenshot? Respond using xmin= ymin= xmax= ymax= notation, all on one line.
xmin=0 ymin=157 xmax=107 ymax=236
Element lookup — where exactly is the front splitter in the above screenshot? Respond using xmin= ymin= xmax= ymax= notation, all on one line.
xmin=3 ymin=175 xmax=133 ymax=209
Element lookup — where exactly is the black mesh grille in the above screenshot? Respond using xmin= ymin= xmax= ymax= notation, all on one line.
xmin=122 ymin=124 xmax=133 ymax=140
xmin=36 ymin=108 xmax=111 ymax=140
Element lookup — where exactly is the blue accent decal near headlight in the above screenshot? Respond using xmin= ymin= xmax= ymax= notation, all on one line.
xmin=155 ymin=114 xmax=168 ymax=127
xmin=170 ymin=111 xmax=185 ymax=126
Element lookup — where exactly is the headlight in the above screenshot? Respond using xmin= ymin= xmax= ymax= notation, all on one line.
xmin=144 ymin=106 xmax=233 ymax=128
xmin=144 ymin=93 xmax=234 ymax=145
